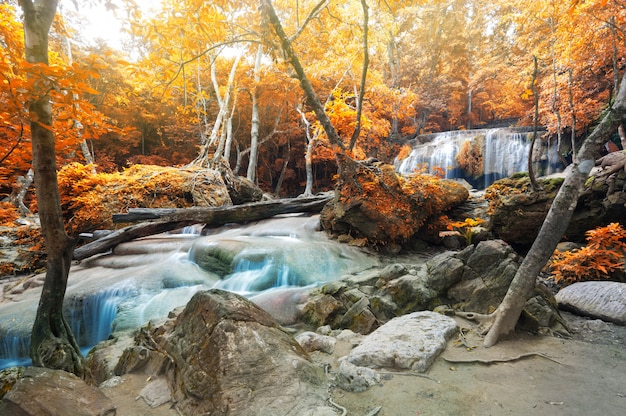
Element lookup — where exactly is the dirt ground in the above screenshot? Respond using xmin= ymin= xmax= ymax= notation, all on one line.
xmin=100 ymin=311 xmax=626 ymax=416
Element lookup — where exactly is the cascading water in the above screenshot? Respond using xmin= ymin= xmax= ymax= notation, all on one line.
xmin=0 ymin=214 xmax=377 ymax=370
xmin=395 ymin=127 xmax=562 ymax=188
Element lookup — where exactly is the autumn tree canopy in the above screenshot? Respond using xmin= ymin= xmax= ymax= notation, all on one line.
xmin=1 ymin=0 xmax=624 ymax=201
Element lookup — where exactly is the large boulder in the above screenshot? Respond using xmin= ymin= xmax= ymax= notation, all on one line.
xmin=556 ymin=281 xmax=626 ymax=325
xmin=321 ymin=154 xmax=468 ymax=247
xmin=488 ymin=169 xmax=626 ymax=247
xmin=113 ymin=289 xmax=333 ymax=416
xmin=0 ymin=367 xmax=116 ymax=416
xmin=344 ymin=311 xmax=457 ymax=373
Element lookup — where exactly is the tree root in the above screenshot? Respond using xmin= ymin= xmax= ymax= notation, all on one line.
xmin=453 ymin=311 xmax=496 ymax=335
xmin=443 ymin=352 xmax=566 ymax=366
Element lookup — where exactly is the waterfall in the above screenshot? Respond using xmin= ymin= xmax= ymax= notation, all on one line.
xmin=395 ymin=128 xmax=561 ymax=188
xmin=0 ymin=215 xmax=377 ymax=370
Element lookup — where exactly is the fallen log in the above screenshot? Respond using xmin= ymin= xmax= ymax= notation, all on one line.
xmin=73 ymin=193 xmax=333 ymax=261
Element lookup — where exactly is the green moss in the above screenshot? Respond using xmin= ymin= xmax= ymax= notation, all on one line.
xmin=540 ymin=177 xmax=565 ymax=194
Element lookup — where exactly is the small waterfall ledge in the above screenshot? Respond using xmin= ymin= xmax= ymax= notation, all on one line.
xmin=0 ymin=214 xmax=377 ymax=369
xmin=395 ymin=127 xmax=562 ymax=188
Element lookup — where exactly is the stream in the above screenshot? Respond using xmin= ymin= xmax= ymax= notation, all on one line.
xmin=0 ymin=214 xmax=377 ymax=370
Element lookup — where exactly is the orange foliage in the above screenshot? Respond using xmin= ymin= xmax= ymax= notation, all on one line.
xmin=456 ymin=137 xmax=484 ymax=178
xmin=0 ymin=202 xmax=19 ymax=226
xmin=55 ymin=163 xmax=230 ymax=234
xmin=484 ymin=175 xmax=531 ymax=215
xmin=550 ymin=223 xmax=626 ymax=285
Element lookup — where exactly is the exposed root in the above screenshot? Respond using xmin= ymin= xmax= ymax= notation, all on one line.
xmin=443 ymin=352 xmax=566 ymax=366
xmin=453 ymin=311 xmax=496 ymax=335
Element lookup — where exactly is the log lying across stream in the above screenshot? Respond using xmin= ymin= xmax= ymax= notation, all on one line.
xmin=73 ymin=193 xmax=333 ymax=261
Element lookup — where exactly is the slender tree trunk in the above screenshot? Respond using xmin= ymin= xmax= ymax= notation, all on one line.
xmin=483 ymin=69 xmax=626 ymax=347
xmin=348 ymin=0 xmax=369 ymax=152
xmin=274 ymin=140 xmax=291 ymax=197
xmin=21 ymin=0 xmax=84 ymax=375
xmin=297 ymin=107 xmax=317 ymax=196
xmin=261 ymin=0 xmax=344 ymax=151
xmin=247 ymin=44 xmax=263 ymax=183
xmin=528 ymin=55 xmax=541 ymax=191
xmin=568 ymin=68 xmax=577 ymax=162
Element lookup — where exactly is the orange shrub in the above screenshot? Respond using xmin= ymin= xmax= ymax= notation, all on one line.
xmin=550 ymin=223 xmax=626 ymax=285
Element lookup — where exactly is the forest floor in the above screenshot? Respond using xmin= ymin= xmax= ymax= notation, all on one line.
xmin=3 ymin=222 xmax=626 ymax=416
xmin=99 ymin=309 xmax=626 ymax=416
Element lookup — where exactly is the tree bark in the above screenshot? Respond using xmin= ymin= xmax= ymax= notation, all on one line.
xmin=261 ymin=0 xmax=344 ymax=151
xmin=21 ymin=0 xmax=84 ymax=375
xmin=247 ymin=44 xmax=263 ymax=183
xmin=74 ymin=194 xmax=332 ymax=261
xmin=483 ymin=69 xmax=626 ymax=347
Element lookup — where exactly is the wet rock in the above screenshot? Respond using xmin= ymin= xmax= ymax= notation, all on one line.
xmin=0 ymin=367 xmax=116 ymax=416
xmin=556 ymin=281 xmax=626 ymax=325
xmin=345 ymin=311 xmax=457 ymax=373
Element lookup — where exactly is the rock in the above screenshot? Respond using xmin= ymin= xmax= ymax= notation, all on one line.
xmin=345 ymin=311 xmax=457 ymax=373
xmin=138 ymin=377 xmax=172 ymax=408
xmin=125 ymin=289 xmax=332 ymax=416
xmin=296 ymin=331 xmax=336 ymax=354
xmin=448 ymin=240 xmax=521 ymax=313
xmin=489 ymin=171 xmax=626 ymax=247
xmin=0 ymin=367 xmax=116 ymax=416
xmin=556 ymin=281 xmax=626 ymax=325
xmin=216 ymin=157 xmax=264 ymax=204
xmin=335 ymin=360 xmax=381 ymax=393
xmin=321 ymin=154 xmax=469 ymax=246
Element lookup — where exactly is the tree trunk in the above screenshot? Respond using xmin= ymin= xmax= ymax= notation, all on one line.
xmin=247 ymin=44 xmax=263 ymax=183
xmin=348 ymin=0 xmax=369 ymax=152
xmin=261 ymin=0 xmax=344 ymax=152
xmin=528 ymin=55 xmax=541 ymax=191
xmin=21 ymin=0 xmax=84 ymax=375
xmin=483 ymin=69 xmax=626 ymax=347
xmin=74 ymin=194 xmax=332 ymax=260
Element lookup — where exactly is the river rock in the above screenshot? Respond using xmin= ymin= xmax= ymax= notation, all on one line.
xmin=296 ymin=331 xmax=336 ymax=354
xmin=116 ymin=289 xmax=332 ymax=416
xmin=321 ymin=154 xmax=469 ymax=246
xmin=489 ymin=170 xmax=626 ymax=246
xmin=0 ymin=367 xmax=116 ymax=416
xmin=344 ymin=311 xmax=457 ymax=373
xmin=335 ymin=360 xmax=381 ymax=393
xmin=556 ymin=281 xmax=626 ymax=325
xmin=447 ymin=240 xmax=521 ymax=313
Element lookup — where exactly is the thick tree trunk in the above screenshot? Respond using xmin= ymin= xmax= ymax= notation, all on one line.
xmin=483 ymin=69 xmax=626 ymax=347
xmin=74 ymin=194 xmax=332 ymax=261
xmin=21 ymin=0 xmax=84 ymax=375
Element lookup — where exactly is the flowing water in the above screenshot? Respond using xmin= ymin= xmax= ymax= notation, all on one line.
xmin=395 ymin=128 xmax=562 ymax=188
xmin=0 ymin=214 xmax=377 ymax=369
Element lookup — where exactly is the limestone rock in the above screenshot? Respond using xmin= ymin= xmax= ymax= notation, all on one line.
xmin=147 ymin=289 xmax=331 ymax=416
xmin=345 ymin=311 xmax=457 ymax=373
xmin=556 ymin=281 xmax=626 ymax=325
xmin=0 ymin=367 xmax=116 ymax=416
xmin=448 ymin=240 xmax=521 ymax=313
xmin=335 ymin=360 xmax=381 ymax=393
xmin=489 ymin=171 xmax=626 ymax=246
xmin=296 ymin=331 xmax=336 ymax=354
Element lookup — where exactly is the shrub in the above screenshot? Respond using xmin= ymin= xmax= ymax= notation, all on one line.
xmin=549 ymin=223 xmax=626 ymax=285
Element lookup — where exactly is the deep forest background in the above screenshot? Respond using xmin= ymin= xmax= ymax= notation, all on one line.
xmin=1 ymin=0 xmax=624 ymax=201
